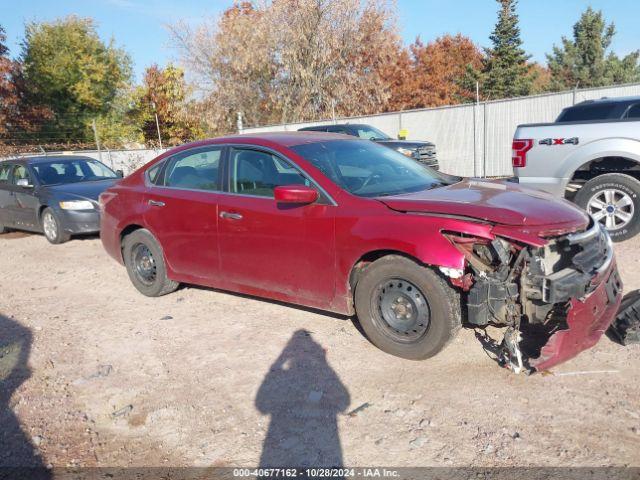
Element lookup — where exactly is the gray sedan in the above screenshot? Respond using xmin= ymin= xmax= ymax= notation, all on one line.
xmin=0 ymin=156 xmax=121 ymax=244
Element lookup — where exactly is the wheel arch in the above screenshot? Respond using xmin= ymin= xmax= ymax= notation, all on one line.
xmin=567 ymin=156 xmax=640 ymax=194
xmin=348 ymin=249 xmax=425 ymax=292
xmin=562 ymin=139 xmax=640 ymax=197
xmin=37 ymin=204 xmax=48 ymax=221
xmin=118 ymin=224 xmax=145 ymax=259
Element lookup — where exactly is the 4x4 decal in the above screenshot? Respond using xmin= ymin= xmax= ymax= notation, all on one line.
xmin=539 ymin=137 xmax=579 ymax=145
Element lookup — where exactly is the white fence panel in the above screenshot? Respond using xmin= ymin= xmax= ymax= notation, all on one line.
xmin=243 ymin=82 xmax=640 ymax=177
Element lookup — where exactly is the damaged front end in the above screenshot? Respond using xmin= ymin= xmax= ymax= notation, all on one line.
xmin=443 ymin=217 xmax=622 ymax=373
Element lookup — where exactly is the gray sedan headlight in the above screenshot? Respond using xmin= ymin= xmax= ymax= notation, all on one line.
xmin=59 ymin=200 xmax=95 ymax=210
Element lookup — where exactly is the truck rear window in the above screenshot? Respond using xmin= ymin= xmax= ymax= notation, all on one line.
xmin=556 ymin=103 xmax=618 ymax=122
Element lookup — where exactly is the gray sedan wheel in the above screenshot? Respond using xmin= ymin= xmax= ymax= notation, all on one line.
xmin=41 ymin=208 xmax=71 ymax=244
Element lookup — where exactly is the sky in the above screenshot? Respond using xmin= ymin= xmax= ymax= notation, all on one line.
xmin=1 ymin=0 xmax=639 ymax=81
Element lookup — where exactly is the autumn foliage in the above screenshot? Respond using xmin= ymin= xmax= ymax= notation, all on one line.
xmin=386 ymin=34 xmax=484 ymax=111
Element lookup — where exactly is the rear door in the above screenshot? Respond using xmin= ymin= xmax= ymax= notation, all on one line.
xmin=142 ymin=145 xmax=224 ymax=283
xmin=0 ymin=163 xmax=15 ymax=227
xmin=217 ymin=147 xmax=336 ymax=305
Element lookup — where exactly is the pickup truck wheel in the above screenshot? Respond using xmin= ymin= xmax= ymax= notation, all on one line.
xmin=354 ymin=255 xmax=461 ymax=360
xmin=575 ymin=173 xmax=640 ymax=242
xmin=122 ymin=229 xmax=179 ymax=297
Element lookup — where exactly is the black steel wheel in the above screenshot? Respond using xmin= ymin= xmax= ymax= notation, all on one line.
xmin=123 ymin=228 xmax=179 ymax=297
xmin=354 ymin=255 xmax=461 ymax=360
xmin=131 ymin=243 xmax=157 ymax=286
xmin=374 ymin=278 xmax=430 ymax=342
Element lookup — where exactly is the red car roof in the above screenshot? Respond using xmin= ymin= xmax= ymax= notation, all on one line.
xmin=176 ymin=131 xmax=352 ymax=150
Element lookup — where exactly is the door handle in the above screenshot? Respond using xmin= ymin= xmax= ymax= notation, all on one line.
xmin=148 ymin=200 xmax=165 ymax=207
xmin=220 ymin=211 xmax=243 ymax=220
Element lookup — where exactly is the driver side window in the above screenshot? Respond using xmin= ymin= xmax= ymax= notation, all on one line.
xmin=229 ymin=149 xmax=308 ymax=197
xmin=12 ymin=165 xmax=31 ymax=185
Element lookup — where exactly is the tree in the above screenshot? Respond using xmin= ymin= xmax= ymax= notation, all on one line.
xmin=20 ymin=16 xmax=132 ymax=143
xmin=388 ymin=34 xmax=483 ymax=110
xmin=0 ymin=25 xmax=18 ymax=137
xmin=0 ymin=25 xmax=52 ymax=148
xmin=547 ymin=7 xmax=640 ymax=90
xmin=133 ymin=64 xmax=204 ymax=146
xmin=169 ymin=0 xmax=400 ymax=132
xmin=475 ymin=0 xmax=533 ymax=100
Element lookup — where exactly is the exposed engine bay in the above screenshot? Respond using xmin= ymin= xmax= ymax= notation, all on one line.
xmin=444 ymin=217 xmax=622 ymax=373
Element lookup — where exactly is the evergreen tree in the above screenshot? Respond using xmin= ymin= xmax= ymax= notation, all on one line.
xmin=480 ymin=0 xmax=533 ymax=99
xmin=547 ymin=7 xmax=640 ymax=89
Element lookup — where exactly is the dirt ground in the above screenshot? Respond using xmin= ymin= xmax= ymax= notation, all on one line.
xmin=0 ymin=231 xmax=639 ymax=469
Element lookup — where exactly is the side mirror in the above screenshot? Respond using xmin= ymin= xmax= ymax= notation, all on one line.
xmin=16 ymin=179 xmax=33 ymax=188
xmin=116 ymin=169 xmax=124 ymax=178
xmin=274 ymin=185 xmax=319 ymax=205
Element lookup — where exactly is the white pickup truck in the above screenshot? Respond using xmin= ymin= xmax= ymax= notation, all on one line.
xmin=513 ymin=96 xmax=640 ymax=241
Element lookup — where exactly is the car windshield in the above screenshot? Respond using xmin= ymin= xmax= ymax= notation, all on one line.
xmin=291 ymin=139 xmax=455 ymax=197
xmin=33 ymin=159 xmax=117 ymax=186
xmin=353 ymin=125 xmax=391 ymax=140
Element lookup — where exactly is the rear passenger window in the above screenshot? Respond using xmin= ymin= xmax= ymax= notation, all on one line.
xmin=556 ymin=103 xmax=617 ymax=122
xmin=164 ymin=148 xmax=222 ymax=191
xmin=0 ymin=164 xmax=12 ymax=184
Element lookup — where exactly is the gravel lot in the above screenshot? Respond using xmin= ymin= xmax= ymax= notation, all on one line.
xmin=1 ymin=231 xmax=639 ymax=468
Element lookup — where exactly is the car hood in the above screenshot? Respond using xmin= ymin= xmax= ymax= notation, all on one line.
xmin=376 ymin=140 xmax=434 ymax=149
xmin=41 ymin=179 xmax=119 ymax=201
xmin=377 ymin=179 xmax=589 ymax=227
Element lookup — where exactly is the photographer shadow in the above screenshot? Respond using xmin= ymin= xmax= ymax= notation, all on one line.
xmin=0 ymin=313 xmax=47 ymax=472
xmin=256 ymin=329 xmax=350 ymax=468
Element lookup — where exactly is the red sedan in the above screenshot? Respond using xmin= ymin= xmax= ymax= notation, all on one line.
xmin=100 ymin=132 xmax=622 ymax=373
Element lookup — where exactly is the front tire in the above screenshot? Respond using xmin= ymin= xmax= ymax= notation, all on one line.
xmin=574 ymin=173 xmax=640 ymax=242
xmin=41 ymin=208 xmax=71 ymax=244
xmin=354 ymin=255 xmax=461 ymax=360
xmin=122 ymin=229 xmax=179 ymax=297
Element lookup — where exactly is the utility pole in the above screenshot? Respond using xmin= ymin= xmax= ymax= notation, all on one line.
xmin=152 ymin=102 xmax=163 ymax=149
xmin=331 ymin=99 xmax=336 ymax=124
xmin=473 ymin=81 xmax=480 ymax=178
xmin=92 ymin=119 xmax=102 ymax=163
xmin=237 ymin=112 xmax=243 ymax=134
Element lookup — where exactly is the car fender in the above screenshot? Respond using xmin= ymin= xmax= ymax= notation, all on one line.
xmin=334 ymin=213 xmax=495 ymax=305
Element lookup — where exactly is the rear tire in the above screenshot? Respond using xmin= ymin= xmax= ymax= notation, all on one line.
xmin=574 ymin=173 xmax=640 ymax=242
xmin=122 ymin=229 xmax=179 ymax=297
xmin=354 ymin=255 xmax=461 ymax=360
xmin=41 ymin=208 xmax=71 ymax=244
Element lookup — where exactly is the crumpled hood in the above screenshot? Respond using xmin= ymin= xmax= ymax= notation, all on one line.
xmin=41 ymin=179 xmax=118 ymax=202
xmin=378 ymin=179 xmax=589 ymax=227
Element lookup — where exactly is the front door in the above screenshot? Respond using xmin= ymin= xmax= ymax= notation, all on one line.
xmin=142 ymin=146 xmax=224 ymax=283
xmin=8 ymin=165 xmax=40 ymax=230
xmin=0 ymin=164 xmax=13 ymax=228
xmin=217 ymin=147 xmax=336 ymax=306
